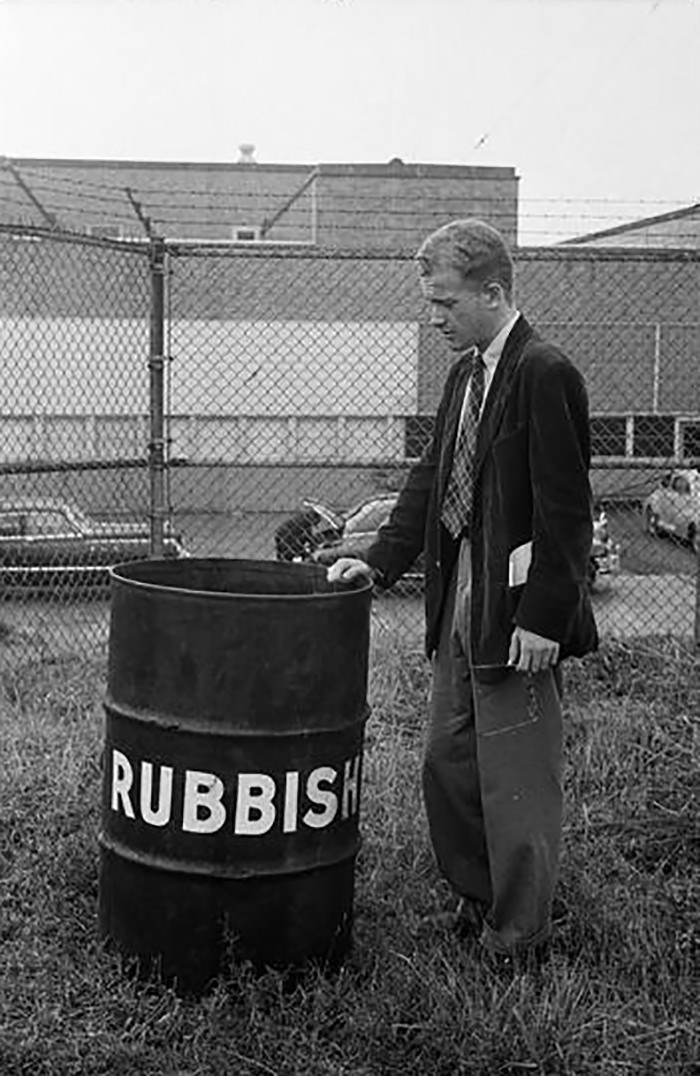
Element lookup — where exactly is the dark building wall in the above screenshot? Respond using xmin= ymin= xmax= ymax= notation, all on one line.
xmin=0 ymin=159 xmax=316 ymax=241
xmin=516 ymin=248 xmax=700 ymax=415
xmin=412 ymin=247 xmax=700 ymax=417
xmin=0 ymin=231 xmax=149 ymax=317
xmin=167 ymin=247 xmax=419 ymax=320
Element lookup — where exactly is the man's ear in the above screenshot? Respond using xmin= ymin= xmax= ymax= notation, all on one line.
xmin=482 ymin=281 xmax=506 ymax=307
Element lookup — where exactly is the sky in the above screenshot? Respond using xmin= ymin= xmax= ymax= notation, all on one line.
xmin=0 ymin=0 xmax=698 ymax=243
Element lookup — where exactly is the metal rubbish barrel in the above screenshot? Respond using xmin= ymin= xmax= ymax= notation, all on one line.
xmin=98 ymin=558 xmax=372 ymax=996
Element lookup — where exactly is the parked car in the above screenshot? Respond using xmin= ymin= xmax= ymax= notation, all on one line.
xmin=274 ymin=501 xmax=345 ymax=562
xmin=642 ymin=469 xmax=700 ymax=554
xmin=310 ymin=495 xmax=424 ymax=585
xmin=277 ymin=494 xmax=616 ymax=591
xmin=0 ymin=497 xmax=188 ymax=598
xmin=275 ymin=495 xmax=420 ymax=576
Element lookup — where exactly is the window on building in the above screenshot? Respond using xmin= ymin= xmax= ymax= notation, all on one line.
xmin=590 ymin=415 xmax=627 ymax=457
xmin=681 ymin=422 xmax=700 ymax=460
xmin=632 ymin=415 xmax=675 ymax=458
xmin=231 ymin=226 xmax=261 ymax=242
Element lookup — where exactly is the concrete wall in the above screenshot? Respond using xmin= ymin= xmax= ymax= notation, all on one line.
xmin=2 ymin=234 xmax=700 ymax=516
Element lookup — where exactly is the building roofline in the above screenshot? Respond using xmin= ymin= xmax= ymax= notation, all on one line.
xmin=5 ymin=156 xmax=517 ymax=180
xmin=563 ymin=202 xmax=700 ymax=244
xmin=316 ymin=162 xmax=517 ymax=179
xmin=6 ymin=157 xmax=313 ymax=174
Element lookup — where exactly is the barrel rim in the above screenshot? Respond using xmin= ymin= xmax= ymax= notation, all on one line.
xmin=109 ymin=557 xmax=373 ymax=601
xmin=98 ymin=832 xmax=362 ymax=879
xmin=103 ymin=695 xmax=372 ymax=734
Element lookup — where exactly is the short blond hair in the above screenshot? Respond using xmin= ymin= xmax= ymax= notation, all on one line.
xmin=416 ymin=219 xmax=514 ymax=301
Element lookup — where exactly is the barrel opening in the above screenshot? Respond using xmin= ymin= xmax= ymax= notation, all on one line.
xmin=111 ymin=557 xmax=369 ymax=598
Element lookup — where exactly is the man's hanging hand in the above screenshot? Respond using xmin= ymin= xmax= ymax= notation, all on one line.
xmin=508 ymin=625 xmax=560 ymax=674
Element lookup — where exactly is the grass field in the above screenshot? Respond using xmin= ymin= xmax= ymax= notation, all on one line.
xmin=1 ymin=637 xmax=698 ymax=1075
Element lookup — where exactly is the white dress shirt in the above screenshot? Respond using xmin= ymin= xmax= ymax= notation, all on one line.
xmin=457 ymin=310 xmax=521 ymax=432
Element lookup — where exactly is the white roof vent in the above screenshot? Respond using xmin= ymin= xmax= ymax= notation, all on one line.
xmin=238 ymin=143 xmax=256 ymax=164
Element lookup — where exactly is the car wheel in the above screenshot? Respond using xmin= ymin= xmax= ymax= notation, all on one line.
xmin=274 ymin=509 xmax=319 ymax=562
xmin=688 ymin=524 xmax=700 ymax=556
xmin=644 ymin=506 xmax=660 ymax=537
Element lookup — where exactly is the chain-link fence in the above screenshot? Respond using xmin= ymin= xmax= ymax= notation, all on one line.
xmin=0 ymin=228 xmax=151 ymax=663
xmin=2 ymin=226 xmax=699 ymax=666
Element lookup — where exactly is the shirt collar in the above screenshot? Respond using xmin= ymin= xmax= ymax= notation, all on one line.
xmin=480 ymin=310 xmax=520 ymax=374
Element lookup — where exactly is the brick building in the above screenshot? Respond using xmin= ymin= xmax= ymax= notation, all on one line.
xmin=0 ymin=155 xmax=519 ymax=248
xmin=1 ymin=157 xmax=699 ymax=517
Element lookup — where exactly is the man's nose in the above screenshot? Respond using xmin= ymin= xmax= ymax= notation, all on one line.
xmin=430 ymin=305 xmax=444 ymax=327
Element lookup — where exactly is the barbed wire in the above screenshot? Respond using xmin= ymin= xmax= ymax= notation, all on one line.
xmin=3 ymin=165 xmax=697 ymax=215
xmin=9 ymin=163 xmax=695 ymax=206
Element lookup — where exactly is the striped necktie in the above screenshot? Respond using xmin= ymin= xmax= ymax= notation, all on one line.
xmin=441 ymin=350 xmax=485 ymax=538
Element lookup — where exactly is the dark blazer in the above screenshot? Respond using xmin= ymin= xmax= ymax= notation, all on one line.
xmin=365 ymin=315 xmax=599 ymax=682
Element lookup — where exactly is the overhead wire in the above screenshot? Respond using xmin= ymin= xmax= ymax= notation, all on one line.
xmin=516 ymin=0 xmax=669 ymax=168
xmin=3 ymin=162 xmax=697 ymax=243
xmin=6 ymin=164 xmax=697 ymax=226
xmin=472 ymin=0 xmax=666 ymax=157
xmin=471 ymin=0 xmax=618 ymax=154
xmin=11 ymin=165 xmax=694 ymax=211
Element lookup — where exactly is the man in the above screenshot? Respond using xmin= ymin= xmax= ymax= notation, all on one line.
xmin=328 ymin=219 xmax=598 ymax=967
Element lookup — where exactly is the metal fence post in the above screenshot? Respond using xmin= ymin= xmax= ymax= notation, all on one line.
xmin=148 ymin=237 xmax=167 ymax=558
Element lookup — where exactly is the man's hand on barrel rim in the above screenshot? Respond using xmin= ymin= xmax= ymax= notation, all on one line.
xmin=327 ymin=557 xmax=375 ymax=585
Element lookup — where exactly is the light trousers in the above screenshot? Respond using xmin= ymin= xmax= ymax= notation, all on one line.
xmin=422 ymin=541 xmax=564 ymax=954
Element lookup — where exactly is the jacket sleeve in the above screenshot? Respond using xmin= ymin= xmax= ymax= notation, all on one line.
xmin=514 ymin=352 xmax=593 ymax=642
xmin=364 ymin=457 xmax=434 ymax=588
xmin=365 ymin=360 xmax=461 ymax=588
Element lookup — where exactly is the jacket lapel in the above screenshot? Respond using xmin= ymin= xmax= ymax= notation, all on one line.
xmin=473 ymin=315 xmax=534 ymax=477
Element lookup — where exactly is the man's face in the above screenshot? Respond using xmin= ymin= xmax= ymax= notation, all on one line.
xmin=420 ymin=265 xmax=489 ymax=352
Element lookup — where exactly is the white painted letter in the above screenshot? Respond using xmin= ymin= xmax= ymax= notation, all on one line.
xmin=283 ymin=771 xmax=299 ymax=834
xmin=182 ymin=770 xmax=226 ymax=834
xmin=140 ymin=762 xmax=174 ymax=827
xmin=111 ymin=749 xmax=135 ymax=818
xmin=342 ymin=754 xmax=361 ymax=820
xmin=235 ymin=774 xmax=276 ymax=836
xmin=303 ymin=766 xmax=338 ymax=829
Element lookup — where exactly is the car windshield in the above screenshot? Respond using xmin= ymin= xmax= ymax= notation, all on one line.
xmin=345 ymin=500 xmax=395 ymax=534
xmin=303 ymin=501 xmax=343 ymax=528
